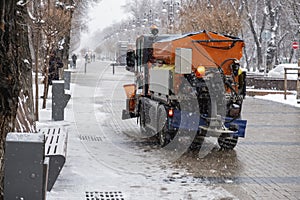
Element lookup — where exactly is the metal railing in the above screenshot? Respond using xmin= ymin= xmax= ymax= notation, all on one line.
xmin=284 ymin=65 xmax=300 ymax=102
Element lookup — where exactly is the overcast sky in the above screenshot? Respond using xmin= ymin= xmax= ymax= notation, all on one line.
xmin=78 ymin=0 xmax=129 ymax=51
xmin=87 ymin=0 xmax=128 ymax=32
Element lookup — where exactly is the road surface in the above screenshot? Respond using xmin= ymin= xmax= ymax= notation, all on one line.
xmin=46 ymin=60 xmax=300 ymax=200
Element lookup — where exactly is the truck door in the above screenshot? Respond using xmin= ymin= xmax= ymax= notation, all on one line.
xmin=136 ymin=36 xmax=151 ymax=96
xmin=136 ymin=38 xmax=144 ymax=91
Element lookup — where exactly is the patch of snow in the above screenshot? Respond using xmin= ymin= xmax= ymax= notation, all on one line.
xmin=16 ymin=1 xmax=25 ymax=6
xmin=254 ymin=93 xmax=300 ymax=108
xmin=23 ymin=59 xmax=30 ymax=64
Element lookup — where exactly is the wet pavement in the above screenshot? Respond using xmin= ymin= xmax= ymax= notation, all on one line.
xmin=46 ymin=60 xmax=300 ymax=200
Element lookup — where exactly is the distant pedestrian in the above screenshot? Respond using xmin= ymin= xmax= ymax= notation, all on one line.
xmin=85 ymin=53 xmax=89 ymax=63
xmin=71 ymin=54 xmax=77 ymax=68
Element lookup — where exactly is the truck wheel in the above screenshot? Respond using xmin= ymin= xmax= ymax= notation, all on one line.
xmin=139 ymin=102 xmax=156 ymax=139
xmin=157 ymin=106 xmax=170 ymax=147
xmin=139 ymin=102 xmax=146 ymax=135
xmin=217 ymin=136 xmax=238 ymax=150
xmin=139 ymin=102 xmax=149 ymax=135
xmin=140 ymin=121 xmax=156 ymax=138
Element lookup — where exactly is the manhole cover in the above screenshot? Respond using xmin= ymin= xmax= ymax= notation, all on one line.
xmin=85 ymin=191 xmax=124 ymax=200
xmin=79 ymin=135 xmax=103 ymax=142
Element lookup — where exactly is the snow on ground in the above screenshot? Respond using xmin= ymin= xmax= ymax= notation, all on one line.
xmin=41 ymin=62 xmax=239 ymax=200
xmin=248 ymin=89 xmax=300 ymax=108
xmin=32 ymin=62 xmax=300 ymax=200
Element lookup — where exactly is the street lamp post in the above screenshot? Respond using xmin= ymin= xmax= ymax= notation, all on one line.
xmin=291 ymin=23 xmax=300 ymax=63
xmin=162 ymin=0 xmax=180 ymax=33
xmin=297 ymin=27 xmax=300 ymax=103
xmin=289 ymin=24 xmax=300 ymax=103
xmin=132 ymin=17 xmax=144 ymax=37
xmin=143 ymin=9 xmax=160 ymax=31
xmin=297 ymin=25 xmax=300 ymax=63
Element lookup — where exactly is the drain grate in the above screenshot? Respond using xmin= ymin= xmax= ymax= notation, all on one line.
xmin=79 ymin=135 xmax=103 ymax=142
xmin=85 ymin=191 xmax=124 ymax=200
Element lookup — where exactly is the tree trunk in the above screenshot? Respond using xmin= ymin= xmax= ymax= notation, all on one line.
xmin=63 ymin=10 xmax=73 ymax=68
xmin=0 ymin=0 xmax=32 ymax=198
xmin=265 ymin=0 xmax=280 ymax=72
xmin=15 ymin=2 xmax=34 ymax=133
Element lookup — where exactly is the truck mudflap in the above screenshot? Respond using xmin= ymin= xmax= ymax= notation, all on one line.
xmin=170 ymin=110 xmax=247 ymax=138
xmin=122 ymin=109 xmax=137 ymax=120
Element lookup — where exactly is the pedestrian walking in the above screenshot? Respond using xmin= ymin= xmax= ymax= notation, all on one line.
xmin=85 ymin=53 xmax=90 ymax=63
xmin=71 ymin=53 xmax=77 ymax=68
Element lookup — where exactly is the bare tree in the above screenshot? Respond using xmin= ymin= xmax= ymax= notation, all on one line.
xmin=285 ymin=0 xmax=300 ymax=63
xmin=179 ymin=0 xmax=242 ymax=35
xmin=39 ymin=1 xmax=75 ymax=108
xmin=124 ymin=0 xmax=154 ymax=19
xmin=242 ymin=0 xmax=268 ymax=71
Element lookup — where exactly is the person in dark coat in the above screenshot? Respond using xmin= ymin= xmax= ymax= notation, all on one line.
xmin=48 ymin=53 xmax=63 ymax=85
xmin=71 ymin=53 xmax=77 ymax=68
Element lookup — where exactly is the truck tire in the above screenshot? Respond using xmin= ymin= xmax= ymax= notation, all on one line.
xmin=217 ymin=136 xmax=238 ymax=150
xmin=139 ymin=101 xmax=157 ymax=140
xmin=157 ymin=106 xmax=170 ymax=147
xmin=139 ymin=101 xmax=146 ymax=134
xmin=139 ymin=103 xmax=152 ymax=137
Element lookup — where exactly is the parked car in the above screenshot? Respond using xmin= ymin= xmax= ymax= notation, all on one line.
xmin=268 ymin=63 xmax=299 ymax=80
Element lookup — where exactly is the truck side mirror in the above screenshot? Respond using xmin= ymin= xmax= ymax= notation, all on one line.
xmin=126 ymin=50 xmax=135 ymax=71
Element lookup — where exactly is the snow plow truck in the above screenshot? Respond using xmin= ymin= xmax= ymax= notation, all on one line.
xmin=122 ymin=28 xmax=247 ymax=150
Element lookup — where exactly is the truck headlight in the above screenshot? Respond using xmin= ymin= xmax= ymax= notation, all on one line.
xmin=195 ymin=66 xmax=206 ymax=78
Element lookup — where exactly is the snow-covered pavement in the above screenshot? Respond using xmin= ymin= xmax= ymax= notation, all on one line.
xmin=32 ymin=58 xmax=300 ymax=200
xmin=44 ymin=60 xmax=238 ymax=200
